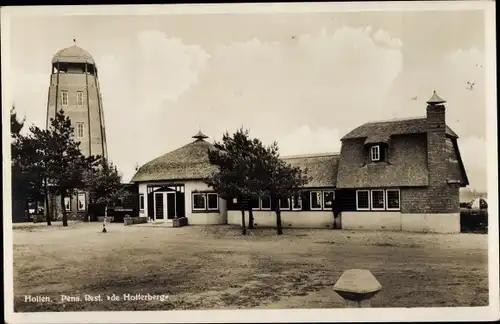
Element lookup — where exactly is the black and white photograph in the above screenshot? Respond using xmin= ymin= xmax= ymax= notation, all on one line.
xmin=2 ymin=2 xmax=498 ymax=323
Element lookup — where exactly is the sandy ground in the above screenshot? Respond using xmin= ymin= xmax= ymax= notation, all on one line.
xmin=11 ymin=222 xmax=489 ymax=311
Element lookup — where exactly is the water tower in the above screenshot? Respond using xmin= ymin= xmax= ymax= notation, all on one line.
xmin=45 ymin=42 xmax=108 ymax=220
xmin=46 ymin=41 xmax=108 ymax=159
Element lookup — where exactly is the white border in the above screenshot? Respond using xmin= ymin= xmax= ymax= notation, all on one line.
xmin=139 ymin=193 xmax=144 ymax=211
xmin=207 ymin=193 xmax=219 ymax=211
xmin=2 ymin=2 xmax=498 ymax=323
xmin=309 ymin=191 xmax=323 ymax=210
xmin=356 ymin=189 xmax=371 ymax=211
xmin=191 ymin=192 xmax=207 ymax=211
xmin=291 ymin=195 xmax=302 ymax=211
xmin=371 ymin=189 xmax=386 ymax=211
xmin=385 ymin=189 xmax=401 ymax=211
xmin=322 ymin=190 xmax=335 ymax=210
xmin=370 ymin=145 xmax=380 ymax=162
xmin=260 ymin=196 xmax=272 ymax=210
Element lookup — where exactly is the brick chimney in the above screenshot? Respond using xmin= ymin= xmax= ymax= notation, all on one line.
xmin=425 ymin=91 xmax=456 ymax=214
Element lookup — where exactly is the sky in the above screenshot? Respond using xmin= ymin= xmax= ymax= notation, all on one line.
xmin=5 ymin=6 xmax=490 ymax=191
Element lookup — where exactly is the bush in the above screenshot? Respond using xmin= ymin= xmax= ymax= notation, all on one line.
xmin=460 ymin=208 xmax=488 ymax=233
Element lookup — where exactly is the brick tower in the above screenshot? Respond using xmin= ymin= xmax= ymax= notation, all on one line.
xmin=46 ymin=42 xmax=108 ymax=159
xmin=46 ymin=42 xmax=108 ymax=220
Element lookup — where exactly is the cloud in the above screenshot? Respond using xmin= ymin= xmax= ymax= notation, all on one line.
xmin=373 ymin=29 xmax=402 ymax=49
xmin=277 ymin=125 xmax=342 ymax=156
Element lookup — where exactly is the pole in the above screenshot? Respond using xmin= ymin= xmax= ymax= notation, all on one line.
xmin=102 ymin=205 xmax=107 ymax=233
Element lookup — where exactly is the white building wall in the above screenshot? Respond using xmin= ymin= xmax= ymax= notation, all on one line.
xmin=138 ymin=183 xmax=148 ymax=218
xmin=184 ymin=180 xmax=227 ymax=225
xmin=342 ymin=211 xmax=402 ymax=231
xmin=227 ymin=210 xmax=335 ymax=228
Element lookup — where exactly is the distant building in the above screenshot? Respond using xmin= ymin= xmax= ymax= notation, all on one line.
xmin=132 ymin=91 xmax=468 ymax=233
xmin=46 ymin=43 xmax=108 ymax=220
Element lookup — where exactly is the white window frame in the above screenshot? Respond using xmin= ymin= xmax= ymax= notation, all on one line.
xmin=139 ymin=194 xmax=144 ymax=211
xmin=356 ymin=190 xmax=370 ymax=211
xmin=371 ymin=189 xmax=386 ymax=211
xmin=310 ymin=191 xmax=323 ymax=210
xmin=76 ymin=91 xmax=84 ymax=106
xmin=279 ymin=197 xmax=290 ymax=210
xmin=64 ymin=197 xmax=71 ymax=211
xmin=260 ymin=196 xmax=271 ymax=211
xmin=61 ymin=90 xmax=69 ymax=106
xmin=77 ymin=193 xmax=86 ymax=211
xmin=386 ymin=189 xmax=401 ymax=211
xmin=192 ymin=192 xmax=207 ymax=211
xmin=370 ymin=145 xmax=380 ymax=162
xmin=207 ymin=193 xmax=219 ymax=211
xmin=291 ymin=195 xmax=302 ymax=211
xmin=76 ymin=122 xmax=84 ymax=138
xmin=322 ymin=191 xmax=335 ymax=210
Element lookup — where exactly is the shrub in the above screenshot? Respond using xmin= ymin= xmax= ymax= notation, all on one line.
xmin=460 ymin=208 xmax=488 ymax=233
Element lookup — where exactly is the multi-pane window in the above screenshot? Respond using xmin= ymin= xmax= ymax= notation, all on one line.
xmin=260 ymin=196 xmax=271 ymax=210
xmin=310 ymin=191 xmax=323 ymax=210
xmin=77 ymin=91 xmax=84 ymax=106
xmin=76 ymin=122 xmax=84 ymax=138
xmin=250 ymin=197 xmax=260 ymax=210
xmin=64 ymin=197 xmax=71 ymax=211
xmin=61 ymin=91 xmax=69 ymax=106
xmin=192 ymin=192 xmax=219 ymax=211
xmin=279 ymin=197 xmax=290 ymax=210
xmin=192 ymin=193 xmax=206 ymax=210
xmin=207 ymin=193 xmax=219 ymax=210
xmin=323 ymin=191 xmax=335 ymax=209
xmin=356 ymin=190 xmax=370 ymax=210
xmin=386 ymin=190 xmax=401 ymax=210
xmin=77 ymin=193 xmax=86 ymax=211
xmin=356 ymin=189 xmax=401 ymax=211
xmin=139 ymin=194 xmax=144 ymax=211
xmin=291 ymin=195 xmax=302 ymax=210
xmin=371 ymin=190 xmax=385 ymax=210
xmin=370 ymin=145 xmax=380 ymax=162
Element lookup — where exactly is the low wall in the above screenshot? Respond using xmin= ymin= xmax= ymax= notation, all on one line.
xmin=342 ymin=211 xmax=460 ymax=233
xmin=402 ymin=213 xmax=460 ymax=233
xmin=227 ymin=210 xmax=334 ymax=228
xmin=188 ymin=212 xmax=227 ymax=225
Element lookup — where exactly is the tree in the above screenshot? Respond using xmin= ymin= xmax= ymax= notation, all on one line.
xmin=32 ymin=110 xmax=99 ymax=226
xmin=84 ymin=159 xmax=130 ymax=225
xmin=260 ymin=142 xmax=309 ymax=235
xmin=10 ymin=106 xmax=30 ymax=221
xmin=206 ymin=128 xmax=262 ymax=235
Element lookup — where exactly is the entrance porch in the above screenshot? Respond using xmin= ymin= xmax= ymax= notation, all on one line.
xmin=147 ymin=184 xmax=185 ymax=223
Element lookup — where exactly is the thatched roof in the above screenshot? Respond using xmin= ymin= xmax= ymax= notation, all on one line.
xmin=341 ymin=117 xmax=458 ymax=141
xmin=282 ymin=153 xmax=339 ymax=188
xmin=336 ymin=135 xmax=429 ymax=188
xmin=52 ymin=45 xmax=95 ymax=65
xmin=131 ymin=139 xmax=217 ymax=182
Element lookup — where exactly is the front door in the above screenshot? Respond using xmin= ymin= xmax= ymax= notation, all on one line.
xmin=166 ymin=192 xmax=176 ymax=220
xmin=154 ymin=192 xmax=165 ymax=221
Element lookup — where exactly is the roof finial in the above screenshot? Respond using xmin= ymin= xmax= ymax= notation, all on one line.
xmin=426 ymin=90 xmax=446 ymax=105
xmin=192 ymin=130 xmax=208 ymax=141
xmin=73 ymin=38 xmax=76 ymax=46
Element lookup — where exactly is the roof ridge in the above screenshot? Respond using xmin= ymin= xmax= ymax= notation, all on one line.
xmin=282 ymin=152 xmax=340 ymax=159
xmin=363 ymin=116 xmax=426 ymax=124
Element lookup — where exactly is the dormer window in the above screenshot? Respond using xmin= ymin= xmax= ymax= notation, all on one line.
xmin=370 ymin=145 xmax=381 ymax=162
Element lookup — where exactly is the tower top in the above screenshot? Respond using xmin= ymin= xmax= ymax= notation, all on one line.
xmin=192 ymin=130 xmax=209 ymax=141
xmin=426 ymin=90 xmax=446 ymax=105
xmin=52 ymin=44 xmax=95 ymax=65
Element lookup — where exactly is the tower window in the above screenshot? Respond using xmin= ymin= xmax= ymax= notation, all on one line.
xmin=76 ymin=122 xmax=84 ymax=138
xmin=61 ymin=91 xmax=69 ymax=106
xmin=76 ymin=91 xmax=84 ymax=106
